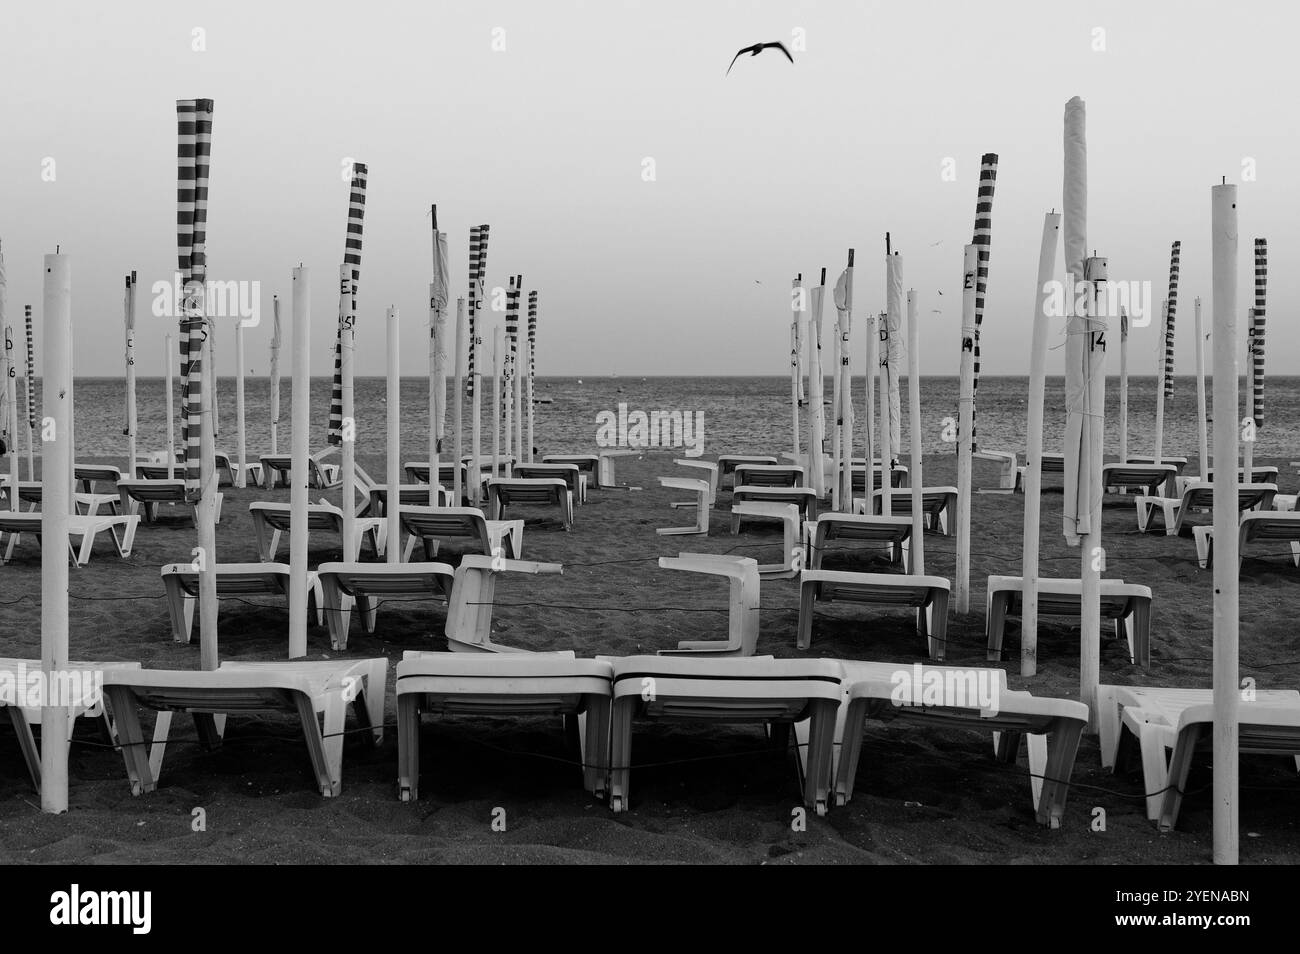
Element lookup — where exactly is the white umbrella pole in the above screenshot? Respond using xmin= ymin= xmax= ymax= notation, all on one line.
xmin=954 ymin=244 xmax=978 ymax=612
xmin=809 ymin=272 xmax=827 ymax=499
xmin=839 ymin=250 xmax=856 ymax=510
xmin=1210 ymin=181 xmax=1240 ymax=865
xmin=40 ymin=252 xmax=72 ymax=814
xmin=386 ymin=306 xmax=401 ymax=563
xmin=830 ymin=322 xmax=842 ymax=511
xmin=270 ymin=296 xmax=280 ymax=456
xmin=878 ymin=314 xmax=891 ymax=518
xmin=1080 ymin=256 xmax=1109 ymax=732
xmin=790 ymin=310 xmax=800 ymax=458
xmin=165 ymin=333 xmax=175 ymax=479
xmin=1118 ymin=307 xmax=1128 ymax=463
xmin=235 ymin=315 xmax=246 ymax=487
xmin=863 ymin=310 xmax=876 ymax=502
xmin=197 ymin=302 xmax=219 ymax=671
xmin=125 ymin=273 xmax=138 ymax=474
xmin=492 ymin=325 xmax=502 ymax=479
xmin=1153 ymin=299 xmax=1167 ymax=463
xmin=429 ymin=283 xmax=441 ymax=507
xmin=512 ymin=280 xmax=523 ymax=467
xmin=454 ymin=297 xmax=466 ymax=504
xmin=1020 ymin=212 xmax=1062 ymax=677
xmin=906 ymin=289 xmax=924 ymax=575
xmin=339 ymin=263 xmax=357 ymax=564
xmin=4 ymin=323 xmax=16 ymax=503
xmin=1243 ymin=310 xmax=1255 ymax=479
xmin=1195 ymin=297 xmax=1208 ymax=477
xmin=288 ymin=267 xmax=311 ymax=659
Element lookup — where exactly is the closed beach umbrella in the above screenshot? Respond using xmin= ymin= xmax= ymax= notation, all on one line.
xmin=268 ymin=295 xmax=282 ymax=454
xmin=1061 ymin=102 xmax=1090 ymax=545
xmin=969 ymin=153 xmax=998 ymax=452
xmin=1251 ymin=238 xmax=1266 ymax=427
xmin=527 ymin=290 xmax=538 ymax=462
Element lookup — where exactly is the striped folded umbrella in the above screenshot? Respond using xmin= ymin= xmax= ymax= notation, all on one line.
xmin=504 ymin=274 xmax=521 ymax=419
xmin=528 ymin=289 xmax=538 ymax=393
xmin=177 ymin=98 xmax=214 ymax=500
xmin=1251 ymin=238 xmax=1267 ymax=426
xmin=467 ymin=225 xmax=490 ymax=397
xmin=328 ymin=163 xmax=368 ymax=445
xmin=968 ymin=153 xmax=998 ymax=452
xmin=24 ymin=304 xmax=36 ymax=432
xmin=1163 ymin=241 xmax=1180 ymax=399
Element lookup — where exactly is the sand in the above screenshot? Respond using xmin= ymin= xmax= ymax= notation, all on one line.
xmin=1 ymin=450 xmax=1298 ymax=865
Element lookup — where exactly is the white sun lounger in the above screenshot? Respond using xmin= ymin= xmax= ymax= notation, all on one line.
xmin=1097 ymin=684 xmax=1300 ymax=831
xmin=487 ymin=477 xmax=574 ymax=530
xmin=973 ymin=450 xmax=1019 ymax=489
xmin=399 ymin=505 xmax=523 ymax=562
xmin=862 ymin=486 xmax=958 ymax=536
xmin=404 ymin=460 xmax=469 ymax=493
xmin=316 ymin=561 xmax=455 ymax=650
xmin=831 ymin=660 xmax=1089 ymax=827
xmin=0 ymin=512 xmax=140 ymax=567
xmin=248 ymin=501 xmax=384 ymax=562
xmin=656 ymin=476 xmax=712 ymax=535
xmin=74 ymin=463 xmax=123 ymax=493
xmin=366 ymin=483 xmax=453 ymax=518
xmin=160 ymin=562 xmax=325 ymax=647
xmin=117 ymin=479 xmax=224 ymax=526
xmin=656 ymin=554 xmax=760 ymax=656
xmin=717 ymin=455 xmax=778 ymax=487
xmin=1 ymin=657 xmax=142 ymax=793
xmin=798 ymin=569 xmax=951 ymax=659
xmin=258 ymin=449 xmax=342 ymax=490
xmin=985 ymin=575 xmax=1152 ymax=668
xmin=1193 ymin=511 xmax=1300 ymax=569
xmin=731 ymin=485 xmax=818 ymax=528
xmin=606 ymin=655 xmax=844 ymax=815
xmin=1014 ymin=452 xmax=1066 ymax=492
xmin=103 ymin=658 xmax=388 ymax=798
xmin=514 ymin=463 xmax=588 ymax=504
xmin=1102 ymin=463 xmax=1178 ymax=497
xmin=732 ymin=463 xmax=805 ymax=489
xmin=396 ymin=652 xmax=614 ymax=801
xmin=844 ymin=462 xmax=909 ymax=494
xmin=2 ymin=477 xmax=122 ymax=517
xmin=803 ymin=514 xmax=912 ymax=572
xmin=729 ymin=502 xmax=801 ymax=576
xmin=540 ymin=454 xmax=600 ymax=485
xmin=1135 ymin=483 xmax=1276 ymax=535
xmin=444 ymin=554 xmax=564 ymax=653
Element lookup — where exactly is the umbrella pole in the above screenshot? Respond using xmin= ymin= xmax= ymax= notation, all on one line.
xmin=884 ymin=243 xmax=901 ymax=514
xmin=513 ymin=277 xmax=523 ymax=467
xmin=1118 ymin=308 xmax=1128 ymax=463
xmin=1021 ymin=212 xmax=1062 ymax=677
xmin=1194 ymin=297 xmax=1208 ymax=478
xmin=830 ymin=320 xmax=841 ymax=511
xmin=954 ymin=244 xmax=978 ymax=613
xmin=40 ymin=252 xmax=72 ymax=814
xmin=492 ymin=325 xmax=502 ymax=481
xmin=288 ymin=268 xmax=311 ymax=660
xmin=839 ymin=250 xmax=855 ymax=510
xmin=270 ymin=296 xmax=280 ymax=457
xmin=454 ymin=297 xmax=466 ymax=503
xmin=906 ymin=289 xmax=924 ymax=576
xmin=790 ymin=308 xmax=800 ymax=459
xmin=1243 ymin=310 xmax=1255 ymax=479
xmin=164 ymin=333 xmax=175 ymax=479
xmin=1210 ymin=181 xmax=1240 ymax=865
xmin=340 ymin=263 xmax=357 ymax=565
xmin=863 ymin=310 xmax=875 ymax=504
xmin=809 ymin=272 xmax=826 ymax=500
xmin=1080 ymin=256 xmax=1109 ymax=731
xmin=1153 ymin=299 xmax=1167 ymax=464
xmin=879 ymin=313 xmax=891 ymax=517
xmin=235 ymin=315 xmax=246 ymax=487
xmin=197 ymin=304 xmax=219 ymax=671
xmin=386 ymin=306 xmax=401 ymax=563
xmin=4 ymin=323 xmax=16 ymax=504
xmin=125 ymin=274 xmax=137 ymax=475
xmin=429 ymin=283 xmax=440 ymax=507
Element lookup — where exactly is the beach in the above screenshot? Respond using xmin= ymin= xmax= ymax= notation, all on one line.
xmin=3 ymin=449 xmax=1298 ymax=865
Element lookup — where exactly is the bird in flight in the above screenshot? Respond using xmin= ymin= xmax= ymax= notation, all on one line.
xmin=726 ymin=41 xmax=795 ymax=75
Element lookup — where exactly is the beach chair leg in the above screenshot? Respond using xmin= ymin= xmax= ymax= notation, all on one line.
xmin=1194 ymin=526 xmax=1213 ymax=568
xmin=805 ymin=702 xmax=836 ymax=816
xmin=295 ymin=692 xmax=342 ymax=797
xmin=181 ymin=594 xmax=197 ymax=643
xmin=321 ymin=580 xmax=349 ymax=651
xmin=310 ymin=578 xmax=324 ymax=628
xmin=796 ymin=580 xmax=817 ymax=651
xmin=986 ymin=591 xmax=1009 ymax=661
xmin=929 ymin=590 xmax=949 ymax=660
xmin=1158 ymin=724 xmax=1201 ymax=833
xmin=102 ymin=687 xmax=154 ymax=795
xmin=397 ymin=693 xmax=420 ymax=801
xmin=608 ymin=698 xmax=636 ymax=812
xmin=1136 ymin=721 xmax=1170 ymax=823
xmin=8 ymin=707 xmax=42 ymax=791
xmin=359 ymin=593 xmax=378 ymax=634
xmin=1036 ymin=721 xmax=1083 ymax=829
xmin=834 ymin=700 xmax=869 ymax=807
xmin=1133 ymin=600 xmax=1152 ymax=669
xmin=1096 ymin=684 xmax=1121 ymax=769
xmin=147 ymin=711 xmax=173 ymax=784
xmin=582 ymin=695 xmax=612 ymax=797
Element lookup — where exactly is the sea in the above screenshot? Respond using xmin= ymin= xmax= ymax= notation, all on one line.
xmin=13 ymin=375 xmax=1300 ymax=462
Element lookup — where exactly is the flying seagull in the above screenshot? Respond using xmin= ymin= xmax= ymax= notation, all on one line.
xmin=726 ymin=41 xmax=795 ymax=75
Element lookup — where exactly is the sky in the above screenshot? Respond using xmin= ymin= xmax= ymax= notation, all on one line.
xmin=0 ymin=0 xmax=1294 ymax=378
